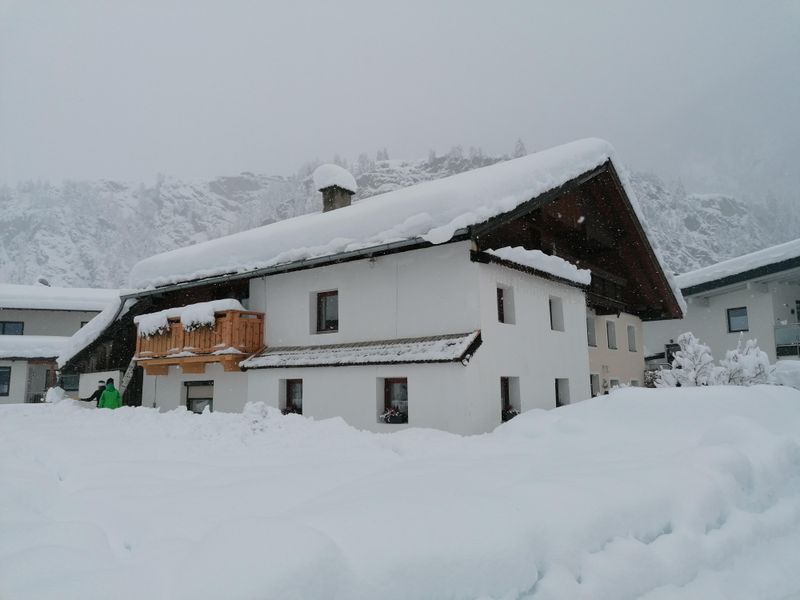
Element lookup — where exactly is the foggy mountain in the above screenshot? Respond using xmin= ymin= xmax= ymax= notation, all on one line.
xmin=0 ymin=146 xmax=794 ymax=289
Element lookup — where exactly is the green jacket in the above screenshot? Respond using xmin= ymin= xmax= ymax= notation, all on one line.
xmin=98 ymin=385 xmax=122 ymax=409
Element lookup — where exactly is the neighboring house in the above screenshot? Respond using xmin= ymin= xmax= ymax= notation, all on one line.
xmin=644 ymin=238 xmax=800 ymax=366
xmin=60 ymin=139 xmax=683 ymax=434
xmin=0 ymin=284 xmax=119 ymax=403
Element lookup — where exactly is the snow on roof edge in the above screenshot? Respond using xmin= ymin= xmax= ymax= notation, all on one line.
xmin=0 ymin=284 xmax=120 ymax=312
xmin=57 ymin=297 xmax=135 ymax=368
xmin=676 ymin=238 xmax=800 ymax=292
xmin=0 ymin=335 xmax=70 ymax=359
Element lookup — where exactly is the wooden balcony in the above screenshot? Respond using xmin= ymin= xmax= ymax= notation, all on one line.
xmin=135 ymin=310 xmax=264 ymax=376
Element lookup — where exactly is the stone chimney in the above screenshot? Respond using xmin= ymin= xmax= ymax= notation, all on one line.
xmin=313 ymin=164 xmax=358 ymax=212
xmin=320 ymin=185 xmax=355 ymax=212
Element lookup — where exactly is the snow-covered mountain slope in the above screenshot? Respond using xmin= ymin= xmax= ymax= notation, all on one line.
xmin=0 ymin=150 xmax=793 ymax=287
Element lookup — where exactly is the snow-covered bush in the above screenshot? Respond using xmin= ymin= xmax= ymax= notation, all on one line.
xmin=655 ymin=332 xmax=724 ymax=387
xmin=719 ymin=335 xmax=771 ymax=386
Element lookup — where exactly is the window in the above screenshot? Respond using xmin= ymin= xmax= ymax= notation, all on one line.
xmin=549 ymin=296 xmax=564 ymax=331
xmin=0 ymin=367 xmax=10 ymax=396
xmin=497 ymin=287 xmax=505 ymax=323
xmin=284 ymin=379 xmax=303 ymax=415
xmin=555 ymin=378 xmax=570 ymax=407
xmin=496 ymin=285 xmax=515 ymax=324
xmin=381 ymin=378 xmax=408 ymax=423
xmin=0 ymin=321 xmax=24 ymax=335
xmin=606 ymin=321 xmax=617 ymax=349
xmin=500 ymin=376 xmax=520 ymax=421
xmin=316 ymin=290 xmax=339 ymax=332
xmin=665 ymin=343 xmax=680 ymax=363
xmin=609 ymin=378 xmax=620 ymax=389
xmin=185 ymin=381 xmax=213 ymax=413
xmin=590 ymin=374 xmax=601 ymax=397
xmin=630 ymin=380 xmax=640 ymax=387
xmin=627 ymin=325 xmax=637 ymax=352
xmin=60 ymin=373 xmax=79 ymax=392
xmin=727 ymin=307 xmax=748 ymax=333
xmin=586 ymin=315 xmax=597 ymax=347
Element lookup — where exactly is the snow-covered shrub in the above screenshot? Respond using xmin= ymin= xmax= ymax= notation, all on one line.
xmin=655 ymin=332 xmax=725 ymax=387
xmin=378 ymin=407 xmax=408 ymax=424
xmin=720 ymin=335 xmax=771 ymax=386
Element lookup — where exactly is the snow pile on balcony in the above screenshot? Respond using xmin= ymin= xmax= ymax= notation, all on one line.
xmin=486 ymin=246 xmax=591 ymax=285
xmin=2 ymin=385 xmax=800 ymax=599
xmin=0 ymin=283 xmax=119 ymax=312
xmin=57 ymin=297 xmax=134 ymax=368
xmin=241 ymin=331 xmax=479 ymax=369
xmin=312 ymin=163 xmax=358 ymax=193
xmin=0 ymin=335 xmax=69 ymax=359
xmin=134 ymin=299 xmax=245 ymax=337
xmin=677 ymin=237 xmax=800 ymax=291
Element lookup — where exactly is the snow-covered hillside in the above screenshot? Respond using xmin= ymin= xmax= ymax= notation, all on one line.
xmin=0 ymin=148 xmax=794 ymax=287
xmin=2 ymin=385 xmax=799 ymax=599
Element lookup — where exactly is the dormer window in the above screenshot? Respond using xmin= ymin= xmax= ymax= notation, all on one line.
xmin=316 ymin=290 xmax=339 ymax=332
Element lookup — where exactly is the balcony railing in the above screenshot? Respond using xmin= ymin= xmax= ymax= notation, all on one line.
xmin=776 ymin=323 xmax=800 ymax=357
xmin=135 ymin=310 xmax=264 ymax=374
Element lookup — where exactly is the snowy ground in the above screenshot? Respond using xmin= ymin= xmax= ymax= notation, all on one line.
xmin=2 ymin=386 xmax=800 ymax=600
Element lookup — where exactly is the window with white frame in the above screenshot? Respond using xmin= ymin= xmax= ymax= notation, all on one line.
xmin=606 ymin=321 xmax=617 ymax=349
xmin=549 ymin=296 xmax=564 ymax=331
xmin=627 ymin=325 xmax=637 ymax=352
xmin=185 ymin=381 xmax=213 ymax=414
xmin=586 ymin=315 xmax=597 ymax=347
xmin=555 ymin=378 xmax=570 ymax=407
xmin=500 ymin=376 xmax=520 ymax=421
xmin=496 ymin=285 xmax=515 ymax=324
xmin=315 ymin=290 xmax=339 ymax=332
xmin=0 ymin=367 xmax=10 ymax=396
xmin=590 ymin=373 xmax=601 ymax=397
xmin=379 ymin=378 xmax=408 ymax=424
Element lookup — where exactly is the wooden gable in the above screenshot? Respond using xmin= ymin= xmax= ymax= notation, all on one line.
xmin=472 ymin=161 xmax=682 ymax=321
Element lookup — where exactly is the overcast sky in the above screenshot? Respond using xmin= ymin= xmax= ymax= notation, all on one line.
xmin=1 ymin=1 xmax=798 ymax=199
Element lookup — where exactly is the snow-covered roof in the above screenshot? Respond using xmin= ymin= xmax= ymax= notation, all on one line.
xmin=312 ymin=164 xmax=358 ymax=193
xmin=0 ymin=284 xmax=120 ymax=312
xmin=485 ymin=246 xmax=591 ymax=286
xmin=133 ymin=299 xmax=245 ymax=337
xmin=241 ymin=331 xmax=480 ymax=369
xmin=0 ymin=335 xmax=69 ymax=359
xmin=56 ymin=298 xmax=133 ymax=368
xmin=128 ymin=139 xmax=617 ymax=290
xmin=676 ymin=238 xmax=800 ymax=292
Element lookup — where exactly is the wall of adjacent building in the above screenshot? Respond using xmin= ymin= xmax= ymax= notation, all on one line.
xmin=588 ymin=311 xmax=645 ymax=391
xmin=644 ymin=283 xmax=778 ymax=363
xmin=0 ymin=308 xmax=99 ymax=336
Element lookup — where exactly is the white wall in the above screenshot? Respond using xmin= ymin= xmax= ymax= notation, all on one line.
xmin=644 ymin=283 xmax=778 ymax=362
xmin=0 ymin=359 xmax=29 ymax=404
xmin=468 ymin=261 xmax=591 ymax=423
xmin=0 ymin=308 xmax=99 ymax=336
xmin=79 ymin=370 xmax=122 ymax=398
xmin=249 ymin=241 xmax=482 ymax=347
xmin=246 ymin=363 xmax=476 ymax=433
xmin=142 ymin=363 xmax=249 ymax=413
xmin=771 ymin=282 xmax=800 ymax=324
xmin=588 ymin=311 xmax=645 ymax=390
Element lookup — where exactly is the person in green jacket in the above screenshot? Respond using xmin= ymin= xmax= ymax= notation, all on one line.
xmin=98 ymin=378 xmax=122 ymax=409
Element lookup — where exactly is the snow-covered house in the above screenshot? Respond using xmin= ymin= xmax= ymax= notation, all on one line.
xmin=0 ymin=284 xmax=119 ymax=403
xmin=645 ymin=238 xmax=800 ymax=366
xmin=61 ymin=139 xmax=683 ymax=433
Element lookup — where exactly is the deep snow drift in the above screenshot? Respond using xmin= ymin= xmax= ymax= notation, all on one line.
xmin=1 ymin=386 xmax=800 ymax=599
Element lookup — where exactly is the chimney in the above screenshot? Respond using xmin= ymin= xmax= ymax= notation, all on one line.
xmin=313 ymin=164 xmax=358 ymax=212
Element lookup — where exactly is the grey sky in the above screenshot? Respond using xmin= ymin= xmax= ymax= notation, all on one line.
xmin=1 ymin=1 xmax=798 ymax=199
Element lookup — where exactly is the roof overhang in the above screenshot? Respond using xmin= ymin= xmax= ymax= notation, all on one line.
xmin=681 ymin=256 xmax=800 ymax=297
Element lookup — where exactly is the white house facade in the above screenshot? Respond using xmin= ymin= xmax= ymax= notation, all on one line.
xmin=0 ymin=284 xmax=118 ymax=403
xmin=62 ymin=139 xmax=683 ymax=433
xmin=644 ymin=238 xmax=800 ymax=366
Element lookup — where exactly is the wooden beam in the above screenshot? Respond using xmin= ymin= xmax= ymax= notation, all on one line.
xmin=181 ymin=362 xmax=206 ymax=374
xmin=143 ymin=364 xmax=169 ymax=376
xmin=222 ymin=358 xmax=242 ymax=372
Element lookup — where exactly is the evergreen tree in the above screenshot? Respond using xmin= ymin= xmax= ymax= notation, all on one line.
xmin=513 ymin=138 xmax=527 ymax=158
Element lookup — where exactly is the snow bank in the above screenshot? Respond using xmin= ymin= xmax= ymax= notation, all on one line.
xmin=486 ymin=246 xmax=591 ymax=285
xmin=312 ymin=163 xmax=358 ymax=193
xmin=0 ymin=335 xmax=69 ymax=359
xmin=770 ymin=360 xmax=800 ymax=390
xmin=677 ymin=238 xmax=800 ymax=291
xmin=133 ymin=299 xmax=245 ymax=337
xmin=128 ymin=139 xmax=636 ymax=290
xmin=0 ymin=283 xmax=119 ymax=312
xmin=1 ymin=386 xmax=799 ymax=599
xmin=57 ymin=298 xmax=133 ymax=368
